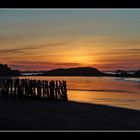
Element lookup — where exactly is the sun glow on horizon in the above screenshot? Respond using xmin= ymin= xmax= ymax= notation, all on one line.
xmin=0 ymin=9 xmax=140 ymax=71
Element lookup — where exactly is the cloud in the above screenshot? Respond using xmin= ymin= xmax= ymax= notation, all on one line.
xmin=118 ymin=39 xmax=140 ymax=46
xmin=110 ymin=48 xmax=140 ymax=53
xmin=0 ymin=35 xmax=15 ymax=43
xmin=91 ymin=63 xmax=140 ymax=71
xmin=0 ymin=42 xmax=67 ymax=55
xmin=10 ymin=60 xmax=81 ymax=66
xmin=84 ymin=48 xmax=140 ymax=57
xmin=9 ymin=61 xmax=82 ymax=71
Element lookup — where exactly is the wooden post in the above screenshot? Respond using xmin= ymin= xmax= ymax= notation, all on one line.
xmin=42 ymin=80 xmax=45 ymax=100
xmin=44 ymin=81 xmax=49 ymax=100
xmin=0 ymin=79 xmax=68 ymax=102
xmin=37 ymin=80 xmax=41 ymax=100
xmin=49 ymin=81 xmax=55 ymax=100
xmin=55 ymin=80 xmax=59 ymax=100
xmin=10 ymin=79 xmax=13 ymax=99
xmin=62 ymin=80 xmax=68 ymax=101
xmin=59 ymin=81 xmax=63 ymax=100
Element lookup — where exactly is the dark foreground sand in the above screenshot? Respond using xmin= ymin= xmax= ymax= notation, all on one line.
xmin=0 ymin=98 xmax=140 ymax=130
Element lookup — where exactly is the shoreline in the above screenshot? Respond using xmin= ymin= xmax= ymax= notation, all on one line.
xmin=19 ymin=75 xmax=140 ymax=78
xmin=0 ymin=98 xmax=140 ymax=130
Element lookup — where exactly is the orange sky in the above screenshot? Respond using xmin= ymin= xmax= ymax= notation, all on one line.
xmin=0 ymin=9 xmax=140 ymax=71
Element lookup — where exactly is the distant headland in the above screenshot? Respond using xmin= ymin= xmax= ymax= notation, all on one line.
xmin=0 ymin=64 xmax=140 ymax=78
xmin=0 ymin=64 xmax=20 ymax=76
xmin=40 ymin=67 xmax=140 ymax=78
xmin=37 ymin=67 xmax=140 ymax=78
xmin=43 ymin=67 xmax=105 ymax=76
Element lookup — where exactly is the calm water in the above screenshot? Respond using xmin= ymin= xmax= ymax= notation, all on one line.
xmin=3 ymin=76 xmax=140 ymax=110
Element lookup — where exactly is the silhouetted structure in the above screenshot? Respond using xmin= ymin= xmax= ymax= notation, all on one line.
xmin=116 ymin=70 xmax=127 ymax=75
xmin=0 ymin=79 xmax=68 ymax=101
xmin=134 ymin=70 xmax=140 ymax=77
xmin=115 ymin=69 xmax=140 ymax=78
xmin=0 ymin=64 xmax=20 ymax=76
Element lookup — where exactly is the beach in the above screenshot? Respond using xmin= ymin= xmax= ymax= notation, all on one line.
xmin=1 ymin=9 xmax=140 ymax=132
xmin=0 ymin=98 xmax=140 ymax=130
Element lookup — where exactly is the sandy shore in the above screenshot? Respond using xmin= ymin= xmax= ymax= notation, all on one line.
xmin=0 ymin=98 xmax=140 ymax=130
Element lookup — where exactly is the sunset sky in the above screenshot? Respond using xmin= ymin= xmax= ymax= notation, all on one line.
xmin=0 ymin=9 xmax=140 ymax=71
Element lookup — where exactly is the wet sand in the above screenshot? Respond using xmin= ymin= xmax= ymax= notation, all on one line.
xmin=0 ymin=98 xmax=140 ymax=130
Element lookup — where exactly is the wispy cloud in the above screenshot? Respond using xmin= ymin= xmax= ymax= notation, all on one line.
xmin=91 ymin=63 xmax=140 ymax=71
xmin=0 ymin=42 xmax=67 ymax=55
xmin=9 ymin=61 xmax=82 ymax=71
xmin=0 ymin=36 xmax=8 ymax=42
xmin=118 ymin=39 xmax=140 ymax=46
xmin=84 ymin=48 xmax=140 ymax=57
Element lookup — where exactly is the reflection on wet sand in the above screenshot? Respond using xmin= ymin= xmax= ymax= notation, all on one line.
xmin=6 ymin=76 xmax=140 ymax=110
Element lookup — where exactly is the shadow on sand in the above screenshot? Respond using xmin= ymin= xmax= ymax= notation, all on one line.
xmin=0 ymin=98 xmax=140 ymax=130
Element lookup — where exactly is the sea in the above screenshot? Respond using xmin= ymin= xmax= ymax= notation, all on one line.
xmin=1 ymin=75 xmax=140 ymax=110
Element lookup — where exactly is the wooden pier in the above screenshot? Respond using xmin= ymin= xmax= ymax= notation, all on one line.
xmin=0 ymin=79 xmax=68 ymax=101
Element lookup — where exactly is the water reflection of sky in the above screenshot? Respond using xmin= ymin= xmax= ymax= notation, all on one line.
xmin=17 ymin=76 xmax=140 ymax=94
xmin=1 ymin=76 xmax=140 ymax=110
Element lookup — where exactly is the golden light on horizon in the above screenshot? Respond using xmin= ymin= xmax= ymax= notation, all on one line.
xmin=69 ymin=56 xmax=93 ymax=65
xmin=0 ymin=10 xmax=140 ymax=71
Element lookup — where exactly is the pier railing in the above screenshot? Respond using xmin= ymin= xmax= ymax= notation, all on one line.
xmin=0 ymin=79 xmax=68 ymax=101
